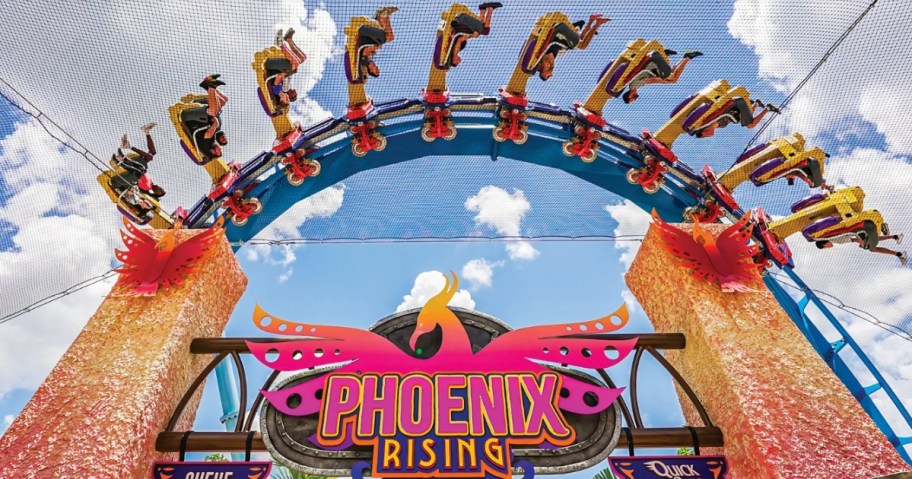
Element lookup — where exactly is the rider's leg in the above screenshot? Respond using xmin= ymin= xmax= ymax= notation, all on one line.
xmin=663 ymin=53 xmax=701 ymax=83
xmin=375 ymin=8 xmax=397 ymax=42
xmin=746 ymin=106 xmax=771 ymax=129
xmin=451 ymin=36 xmax=469 ymax=66
xmin=879 ymin=234 xmax=903 ymax=244
xmin=579 ymin=15 xmax=610 ymax=49
xmin=868 ymin=245 xmax=907 ymax=263
xmin=281 ymin=33 xmax=307 ymax=69
xmin=204 ymin=115 xmax=220 ymax=140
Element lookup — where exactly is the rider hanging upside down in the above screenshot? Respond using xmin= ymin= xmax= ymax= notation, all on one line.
xmin=622 ymin=50 xmax=703 ymax=104
xmin=201 ymin=74 xmax=228 ymax=152
xmin=112 ymin=122 xmax=165 ymax=199
xmin=360 ymin=7 xmax=398 ymax=80
xmin=816 ymin=232 xmax=907 ymax=266
xmin=692 ymin=98 xmax=779 ymax=138
xmin=107 ymin=123 xmax=165 ymax=219
xmin=448 ymin=3 xmax=501 ymax=67
xmin=268 ymin=28 xmax=307 ymax=107
xmin=537 ymin=15 xmax=609 ymax=81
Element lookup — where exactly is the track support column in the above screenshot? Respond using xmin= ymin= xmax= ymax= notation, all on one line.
xmin=0 ymin=229 xmax=246 ymax=479
xmin=625 ymin=222 xmax=909 ymax=478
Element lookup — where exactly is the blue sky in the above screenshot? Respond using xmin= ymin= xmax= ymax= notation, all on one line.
xmin=1 ymin=0 xmax=912 ymax=476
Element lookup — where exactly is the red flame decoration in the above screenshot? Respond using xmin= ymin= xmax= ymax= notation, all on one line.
xmin=113 ymin=217 xmax=225 ymax=296
xmin=650 ymin=209 xmax=761 ymax=293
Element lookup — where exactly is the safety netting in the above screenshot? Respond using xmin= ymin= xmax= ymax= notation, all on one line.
xmin=1 ymin=0 xmax=912 ymax=341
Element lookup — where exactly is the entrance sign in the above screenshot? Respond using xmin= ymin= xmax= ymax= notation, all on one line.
xmin=151 ymin=462 xmax=271 ymax=479
xmin=250 ymin=273 xmax=635 ymax=478
xmin=319 ymin=371 xmax=573 ymax=478
xmin=608 ymin=456 xmax=730 ymax=479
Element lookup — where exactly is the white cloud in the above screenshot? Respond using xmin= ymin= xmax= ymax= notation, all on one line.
xmin=603 ymin=200 xmax=651 ymax=270
xmin=461 ymin=258 xmax=503 ymax=289
xmin=253 ymin=185 xmax=346 ymax=241
xmin=1 ymin=414 xmax=13 ymax=433
xmin=396 ymin=271 xmax=476 ymax=312
xmin=0 ymin=121 xmax=118 ymax=315
xmin=504 ymin=240 xmax=540 ymax=261
xmin=242 ymin=184 xmax=345 ymax=280
xmin=604 ymin=200 xmax=652 ymax=323
xmin=465 ymin=186 xmax=539 ymax=260
xmin=730 ymin=0 xmax=912 ymax=435
xmin=728 ymin=0 xmax=912 ymax=155
xmin=0 ymin=1 xmax=338 ymax=208
xmin=465 ymin=186 xmax=530 ymax=236
xmin=0 ymin=277 xmax=115 ymax=402
xmin=0 ymin=2 xmax=338 ymax=410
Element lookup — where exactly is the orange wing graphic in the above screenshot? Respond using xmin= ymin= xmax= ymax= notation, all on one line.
xmin=114 ymin=217 xmax=225 ymax=296
xmin=651 ymin=209 xmax=761 ymax=293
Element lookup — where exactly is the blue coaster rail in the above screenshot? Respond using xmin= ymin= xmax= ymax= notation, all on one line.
xmin=180 ymin=94 xmax=910 ymax=464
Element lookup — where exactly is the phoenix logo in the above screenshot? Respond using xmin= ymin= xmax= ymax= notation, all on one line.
xmin=250 ymin=273 xmax=636 ymax=479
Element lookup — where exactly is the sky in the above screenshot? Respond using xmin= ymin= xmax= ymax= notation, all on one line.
xmin=1 ymin=0 xmax=912 ymax=475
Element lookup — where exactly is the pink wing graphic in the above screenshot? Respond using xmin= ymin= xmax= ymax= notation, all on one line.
xmin=247 ymin=305 xmax=408 ymax=417
xmin=477 ymin=304 xmax=636 ymax=415
xmin=651 ymin=209 xmax=761 ymax=293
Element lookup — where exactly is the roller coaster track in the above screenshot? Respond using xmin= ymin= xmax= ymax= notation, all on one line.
xmin=181 ymin=96 xmax=911 ymax=463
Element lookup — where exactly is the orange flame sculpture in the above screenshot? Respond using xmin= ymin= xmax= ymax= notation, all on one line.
xmin=651 ymin=209 xmax=761 ymax=293
xmin=113 ymin=217 xmax=225 ymax=296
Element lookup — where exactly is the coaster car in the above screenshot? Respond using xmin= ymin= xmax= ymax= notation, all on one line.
xmin=252 ymin=47 xmax=297 ymax=139
xmin=422 ymin=4 xmax=493 ymax=142
xmin=494 ymin=12 xmax=581 ymax=145
xmin=767 ymin=186 xmax=886 ymax=250
xmin=343 ymin=15 xmax=392 ymax=156
xmin=281 ymin=146 xmax=321 ymax=186
xmin=97 ymin=161 xmax=174 ymax=229
xmin=719 ymin=132 xmax=827 ymax=191
xmin=504 ymin=12 xmax=578 ymax=98
xmin=582 ymin=39 xmax=672 ymax=115
xmin=221 ymin=181 xmax=263 ymax=227
xmin=344 ymin=17 xmax=389 ymax=106
xmin=624 ymin=130 xmax=679 ymax=194
xmin=168 ymin=94 xmax=224 ymax=166
xmin=651 ymin=80 xmax=756 ymax=148
xmin=753 ymin=208 xmax=793 ymax=267
xmin=430 ymin=4 xmax=487 ymax=77
xmin=168 ymin=93 xmax=237 ymax=192
xmin=561 ymin=102 xmax=605 ymax=163
xmin=693 ymin=133 xmax=829 ymax=219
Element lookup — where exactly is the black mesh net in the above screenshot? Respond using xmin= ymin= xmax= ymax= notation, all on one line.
xmin=1 ymin=0 xmax=911 ymax=338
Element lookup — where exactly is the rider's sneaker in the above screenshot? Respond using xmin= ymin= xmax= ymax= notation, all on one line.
xmin=664 ymin=49 xmax=678 ymax=56
xmin=284 ymin=27 xmax=295 ymax=40
xmin=274 ymin=29 xmax=283 ymax=46
xmin=899 ymin=251 xmax=909 ymax=267
xmin=684 ymin=51 xmax=703 ymax=59
xmin=140 ymin=122 xmax=156 ymax=134
xmin=121 ymin=134 xmax=130 ymax=150
xmin=896 ymin=233 xmax=904 ymax=245
xmin=374 ymin=6 xmax=398 ymax=19
xmin=478 ymin=2 xmax=503 ymax=10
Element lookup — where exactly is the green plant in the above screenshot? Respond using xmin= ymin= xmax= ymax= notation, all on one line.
xmin=203 ymin=453 xmax=229 ymax=462
xmin=593 ymin=466 xmax=618 ymax=479
xmin=677 ymin=447 xmax=695 ymax=456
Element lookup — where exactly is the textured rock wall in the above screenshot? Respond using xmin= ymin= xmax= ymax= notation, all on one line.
xmin=0 ymin=230 xmax=246 ymax=478
xmin=626 ymin=223 xmax=908 ymax=478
